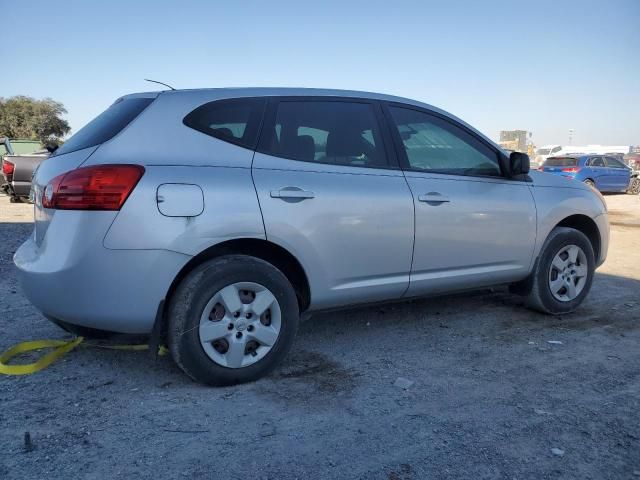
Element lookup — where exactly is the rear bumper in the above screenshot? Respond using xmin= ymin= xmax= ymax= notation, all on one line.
xmin=10 ymin=180 xmax=32 ymax=197
xmin=14 ymin=233 xmax=191 ymax=334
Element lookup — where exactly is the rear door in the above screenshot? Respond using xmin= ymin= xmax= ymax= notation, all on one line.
xmin=587 ymin=156 xmax=609 ymax=190
xmin=252 ymin=98 xmax=414 ymax=309
xmin=384 ymin=103 xmax=536 ymax=296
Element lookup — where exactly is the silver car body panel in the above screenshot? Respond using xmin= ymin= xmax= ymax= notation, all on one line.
xmin=103 ymin=165 xmax=264 ymax=254
xmin=404 ymin=172 xmax=537 ymax=296
xmin=14 ymin=87 xmax=611 ymax=334
xmin=14 ymin=210 xmax=190 ymax=333
xmin=252 ymin=153 xmax=414 ymax=308
xmin=527 ymin=171 xmax=608 ymax=266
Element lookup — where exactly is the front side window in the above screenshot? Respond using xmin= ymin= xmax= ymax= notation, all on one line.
xmin=388 ymin=106 xmax=501 ymax=177
xmin=260 ymin=101 xmax=388 ymax=168
xmin=605 ymin=157 xmax=626 ymax=168
xmin=183 ymin=98 xmax=265 ymax=149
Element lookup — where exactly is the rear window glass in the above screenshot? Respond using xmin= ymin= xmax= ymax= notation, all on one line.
xmin=183 ymin=98 xmax=266 ymax=149
xmin=55 ymin=97 xmax=154 ymax=156
xmin=544 ymin=157 xmax=577 ymax=167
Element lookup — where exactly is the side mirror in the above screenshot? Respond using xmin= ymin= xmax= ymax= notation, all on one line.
xmin=509 ymin=152 xmax=530 ymax=176
xmin=45 ymin=143 xmax=59 ymax=154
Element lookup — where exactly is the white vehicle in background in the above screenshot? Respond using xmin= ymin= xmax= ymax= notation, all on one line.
xmin=555 ymin=145 xmax=631 ymax=157
xmin=534 ymin=145 xmax=562 ymax=167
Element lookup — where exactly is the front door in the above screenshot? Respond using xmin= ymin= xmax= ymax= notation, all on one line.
xmin=252 ymin=99 xmax=414 ymax=309
xmin=604 ymin=156 xmax=631 ymax=191
xmin=384 ymin=104 xmax=537 ymax=296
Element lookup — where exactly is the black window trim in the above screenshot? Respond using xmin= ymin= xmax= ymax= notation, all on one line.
xmin=255 ymin=96 xmax=400 ymax=171
xmin=381 ymin=101 xmax=510 ymax=180
xmin=182 ymin=97 xmax=267 ymax=151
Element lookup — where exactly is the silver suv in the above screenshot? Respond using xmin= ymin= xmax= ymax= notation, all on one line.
xmin=14 ymin=88 xmax=609 ymax=385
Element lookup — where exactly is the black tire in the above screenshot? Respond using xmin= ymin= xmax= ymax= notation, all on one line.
xmin=525 ymin=227 xmax=595 ymax=315
xmin=627 ymin=177 xmax=640 ymax=195
xmin=583 ymin=179 xmax=595 ymax=188
xmin=167 ymin=255 xmax=299 ymax=386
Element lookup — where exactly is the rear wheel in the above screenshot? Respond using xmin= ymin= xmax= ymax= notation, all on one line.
xmin=168 ymin=255 xmax=299 ymax=386
xmin=628 ymin=176 xmax=640 ymax=195
xmin=524 ymin=227 xmax=595 ymax=315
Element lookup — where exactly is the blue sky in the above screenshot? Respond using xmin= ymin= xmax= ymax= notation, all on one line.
xmin=2 ymin=0 xmax=639 ymax=146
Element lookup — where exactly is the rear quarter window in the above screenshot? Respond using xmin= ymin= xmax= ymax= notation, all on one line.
xmin=55 ymin=97 xmax=154 ymax=156
xmin=183 ymin=98 xmax=266 ymax=149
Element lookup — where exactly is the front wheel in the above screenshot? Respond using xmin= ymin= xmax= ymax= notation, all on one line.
xmin=524 ymin=227 xmax=595 ymax=315
xmin=628 ymin=177 xmax=640 ymax=195
xmin=167 ymin=255 xmax=300 ymax=386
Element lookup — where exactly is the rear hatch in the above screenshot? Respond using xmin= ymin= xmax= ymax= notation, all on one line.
xmin=32 ymin=94 xmax=157 ymax=245
xmin=540 ymin=156 xmax=578 ymax=173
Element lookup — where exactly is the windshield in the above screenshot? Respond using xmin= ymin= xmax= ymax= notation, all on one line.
xmin=55 ymin=97 xmax=154 ymax=156
xmin=544 ymin=157 xmax=578 ymax=167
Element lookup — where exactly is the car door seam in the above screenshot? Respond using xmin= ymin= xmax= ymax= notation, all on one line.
xmin=250 ymin=151 xmax=268 ymax=241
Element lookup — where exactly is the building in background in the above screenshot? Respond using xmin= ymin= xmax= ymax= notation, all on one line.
xmin=499 ymin=130 xmax=528 ymax=152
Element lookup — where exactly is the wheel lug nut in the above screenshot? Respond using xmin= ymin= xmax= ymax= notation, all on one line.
xmin=233 ymin=312 xmax=240 ymax=318
xmin=236 ymin=332 xmax=243 ymax=339
xmin=246 ymin=313 xmax=252 ymax=319
xmin=228 ymin=323 xmax=234 ymax=330
xmin=247 ymin=325 xmax=254 ymax=332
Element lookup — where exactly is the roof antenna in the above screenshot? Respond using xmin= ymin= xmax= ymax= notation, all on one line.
xmin=144 ymin=78 xmax=176 ymax=90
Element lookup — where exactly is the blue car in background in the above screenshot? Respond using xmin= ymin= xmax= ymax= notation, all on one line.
xmin=539 ymin=155 xmax=632 ymax=192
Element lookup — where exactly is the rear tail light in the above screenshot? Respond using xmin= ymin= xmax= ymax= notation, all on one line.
xmin=2 ymin=160 xmax=14 ymax=176
xmin=561 ymin=167 xmax=581 ymax=173
xmin=42 ymin=164 xmax=144 ymax=210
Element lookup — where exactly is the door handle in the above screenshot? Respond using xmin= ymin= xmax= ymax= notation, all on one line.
xmin=270 ymin=188 xmax=315 ymax=200
xmin=418 ymin=193 xmax=450 ymax=204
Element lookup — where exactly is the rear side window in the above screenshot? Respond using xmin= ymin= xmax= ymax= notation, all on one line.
xmin=183 ymin=98 xmax=265 ymax=149
xmin=259 ymin=101 xmax=388 ymax=168
xmin=588 ymin=157 xmax=605 ymax=167
xmin=55 ymin=97 xmax=154 ymax=156
xmin=544 ymin=157 xmax=578 ymax=167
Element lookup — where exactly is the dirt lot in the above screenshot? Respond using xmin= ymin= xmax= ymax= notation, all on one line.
xmin=1 ymin=193 xmax=639 ymax=480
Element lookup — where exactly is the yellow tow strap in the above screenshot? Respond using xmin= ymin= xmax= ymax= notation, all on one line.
xmin=0 ymin=337 xmax=168 ymax=376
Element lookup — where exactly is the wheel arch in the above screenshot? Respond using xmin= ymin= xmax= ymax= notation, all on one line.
xmin=165 ymin=238 xmax=311 ymax=314
xmin=511 ymin=213 xmax=601 ymax=297
xmin=554 ymin=214 xmax=601 ymax=262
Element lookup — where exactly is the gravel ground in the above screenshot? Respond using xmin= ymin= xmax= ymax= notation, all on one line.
xmin=1 ymin=193 xmax=639 ymax=480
